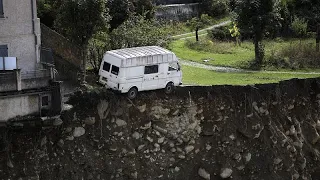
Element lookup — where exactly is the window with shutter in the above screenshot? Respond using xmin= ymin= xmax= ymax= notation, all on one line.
xmin=0 ymin=45 xmax=8 ymax=57
xmin=0 ymin=0 xmax=3 ymax=18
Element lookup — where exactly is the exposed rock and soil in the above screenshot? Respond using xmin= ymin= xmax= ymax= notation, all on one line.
xmin=1 ymin=78 xmax=320 ymax=179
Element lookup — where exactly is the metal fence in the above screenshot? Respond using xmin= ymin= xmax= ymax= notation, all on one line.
xmin=21 ymin=69 xmax=51 ymax=80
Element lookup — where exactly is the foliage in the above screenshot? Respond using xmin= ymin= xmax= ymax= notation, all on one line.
xmin=110 ymin=15 xmax=169 ymax=49
xmin=234 ymin=0 xmax=281 ymax=65
xmin=200 ymin=0 xmax=230 ymax=17
xmin=266 ymin=41 xmax=320 ymax=69
xmin=37 ymin=0 xmax=63 ymax=27
xmin=207 ymin=26 xmax=232 ymax=41
xmin=187 ymin=14 xmax=212 ymax=41
xmin=291 ymin=17 xmax=308 ymax=38
xmin=54 ymin=0 xmax=110 ymax=46
xmin=107 ymin=0 xmax=132 ymax=31
xmin=130 ymin=0 xmax=154 ymax=20
xmin=87 ymin=31 xmax=111 ymax=73
xmin=185 ymin=39 xmax=232 ymax=54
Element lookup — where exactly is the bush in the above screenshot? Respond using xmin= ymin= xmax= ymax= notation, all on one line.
xmin=200 ymin=0 xmax=229 ymax=17
xmin=266 ymin=42 xmax=320 ymax=69
xmin=185 ymin=39 xmax=232 ymax=54
xmin=291 ymin=17 xmax=308 ymax=38
xmin=110 ymin=15 xmax=169 ymax=49
xmin=207 ymin=26 xmax=232 ymax=41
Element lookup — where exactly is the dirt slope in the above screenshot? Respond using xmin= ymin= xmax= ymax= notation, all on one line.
xmin=1 ymin=78 xmax=320 ymax=180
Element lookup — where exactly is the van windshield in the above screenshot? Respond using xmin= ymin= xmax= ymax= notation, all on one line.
xmin=111 ymin=65 xmax=119 ymax=75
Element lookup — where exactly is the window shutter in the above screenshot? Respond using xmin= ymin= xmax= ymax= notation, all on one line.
xmin=0 ymin=0 xmax=3 ymax=17
xmin=0 ymin=45 xmax=8 ymax=57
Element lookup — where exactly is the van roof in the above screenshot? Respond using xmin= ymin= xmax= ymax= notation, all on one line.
xmin=108 ymin=46 xmax=174 ymax=59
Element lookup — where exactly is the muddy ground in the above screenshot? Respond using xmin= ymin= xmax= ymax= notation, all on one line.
xmin=1 ymin=78 xmax=320 ymax=180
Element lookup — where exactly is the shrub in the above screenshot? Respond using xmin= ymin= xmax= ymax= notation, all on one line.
xmin=291 ymin=17 xmax=308 ymax=38
xmin=200 ymin=0 xmax=229 ymax=17
xmin=266 ymin=42 xmax=320 ymax=69
xmin=185 ymin=39 xmax=232 ymax=54
xmin=207 ymin=26 xmax=232 ymax=41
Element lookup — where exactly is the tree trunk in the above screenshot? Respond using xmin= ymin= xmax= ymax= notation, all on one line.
xmin=254 ymin=35 xmax=264 ymax=66
xmin=196 ymin=28 xmax=199 ymax=42
xmin=316 ymin=23 xmax=320 ymax=52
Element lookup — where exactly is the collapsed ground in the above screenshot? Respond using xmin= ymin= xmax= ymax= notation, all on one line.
xmin=1 ymin=78 xmax=320 ymax=179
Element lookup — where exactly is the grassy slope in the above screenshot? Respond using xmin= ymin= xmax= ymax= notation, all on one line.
xmin=182 ymin=65 xmax=320 ymax=85
xmin=170 ymin=39 xmax=254 ymax=68
xmin=170 ymin=38 xmax=316 ymax=70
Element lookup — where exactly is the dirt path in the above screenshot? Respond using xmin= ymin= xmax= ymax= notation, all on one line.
xmin=171 ymin=21 xmax=231 ymax=40
xmin=180 ymin=59 xmax=320 ymax=75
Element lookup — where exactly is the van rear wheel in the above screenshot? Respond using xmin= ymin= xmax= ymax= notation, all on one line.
xmin=165 ymin=82 xmax=174 ymax=94
xmin=128 ymin=87 xmax=138 ymax=99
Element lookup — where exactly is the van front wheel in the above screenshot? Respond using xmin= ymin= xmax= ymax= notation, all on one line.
xmin=165 ymin=82 xmax=174 ymax=94
xmin=128 ymin=87 xmax=138 ymax=99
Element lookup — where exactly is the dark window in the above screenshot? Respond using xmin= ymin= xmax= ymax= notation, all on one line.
xmin=111 ymin=65 xmax=119 ymax=75
xmin=42 ymin=96 xmax=49 ymax=107
xmin=144 ymin=65 xmax=159 ymax=74
xmin=0 ymin=0 xmax=3 ymax=18
xmin=103 ymin=62 xmax=111 ymax=72
xmin=0 ymin=45 xmax=8 ymax=57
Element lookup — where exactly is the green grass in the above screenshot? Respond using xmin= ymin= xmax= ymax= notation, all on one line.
xmin=170 ymin=38 xmax=318 ymax=71
xmin=182 ymin=65 xmax=320 ymax=85
xmin=169 ymin=39 xmax=255 ymax=68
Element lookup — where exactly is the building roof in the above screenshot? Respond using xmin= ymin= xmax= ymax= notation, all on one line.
xmin=108 ymin=46 xmax=174 ymax=59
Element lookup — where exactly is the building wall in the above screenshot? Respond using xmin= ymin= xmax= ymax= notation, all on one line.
xmin=0 ymin=0 xmax=40 ymax=72
xmin=0 ymin=94 xmax=40 ymax=122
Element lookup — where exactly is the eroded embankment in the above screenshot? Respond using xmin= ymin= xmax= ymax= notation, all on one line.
xmin=1 ymin=78 xmax=320 ymax=180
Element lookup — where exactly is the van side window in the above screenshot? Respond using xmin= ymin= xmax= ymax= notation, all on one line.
xmin=103 ymin=62 xmax=111 ymax=72
xmin=169 ymin=62 xmax=179 ymax=71
xmin=111 ymin=65 xmax=119 ymax=75
xmin=144 ymin=65 xmax=158 ymax=74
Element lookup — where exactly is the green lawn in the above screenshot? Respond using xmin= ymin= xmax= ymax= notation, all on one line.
xmin=170 ymin=38 xmax=317 ymax=71
xmin=182 ymin=65 xmax=320 ymax=85
xmin=170 ymin=39 xmax=255 ymax=68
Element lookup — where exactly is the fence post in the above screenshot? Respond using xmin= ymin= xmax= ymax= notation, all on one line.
xmin=15 ymin=69 xmax=21 ymax=91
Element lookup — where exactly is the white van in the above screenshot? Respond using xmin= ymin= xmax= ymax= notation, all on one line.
xmin=98 ymin=46 xmax=182 ymax=99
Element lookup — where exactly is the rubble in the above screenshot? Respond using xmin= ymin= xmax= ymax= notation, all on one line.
xmin=198 ymin=168 xmax=210 ymax=180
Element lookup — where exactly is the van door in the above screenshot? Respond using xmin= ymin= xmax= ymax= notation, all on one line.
xmin=167 ymin=62 xmax=182 ymax=85
xmin=142 ymin=65 xmax=159 ymax=90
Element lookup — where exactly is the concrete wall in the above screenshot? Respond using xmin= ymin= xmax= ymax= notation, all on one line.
xmin=0 ymin=0 xmax=40 ymax=72
xmin=0 ymin=94 xmax=40 ymax=122
xmin=21 ymin=77 xmax=50 ymax=90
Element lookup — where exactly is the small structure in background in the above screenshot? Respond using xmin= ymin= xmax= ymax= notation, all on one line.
xmin=154 ymin=0 xmax=199 ymax=21
xmin=0 ymin=0 xmax=62 ymax=124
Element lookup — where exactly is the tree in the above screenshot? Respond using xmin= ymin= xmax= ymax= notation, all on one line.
xmin=234 ymin=0 xmax=281 ymax=65
xmin=293 ymin=0 xmax=320 ymax=51
xmin=107 ymin=0 xmax=133 ymax=31
xmin=54 ymin=0 xmax=110 ymax=47
xmin=200 ymin=0 xmax=230 ymax=17
xmin=130 ymin=0 xmax=154 ymax=20
xmin=110 ymin=15 xmax=168 ymax=49
xmin=37 ymin=0 xmax=63 ymax=27
xmin=188 ymin=14 xmax=211 ymax=41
